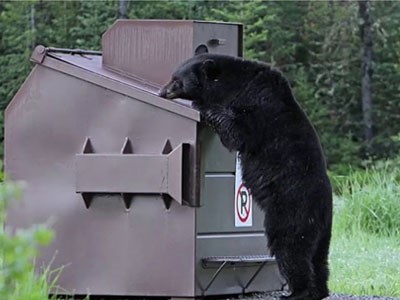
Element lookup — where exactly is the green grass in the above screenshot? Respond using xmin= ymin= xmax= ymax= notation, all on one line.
xmin=7 ymin=264 xmax=60 ymax=300
xmin=329 ymin=228 xmax=400 ymax=297
xmin=329 ymin=164 xmax=400 ymax=297
xmin=333 ymin=166 xmax=400 ymax=236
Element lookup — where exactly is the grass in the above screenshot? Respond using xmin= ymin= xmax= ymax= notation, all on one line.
xmin=333 ymin=166 xmax=400 ymax=236
xmin=329 ymin=227 xmax=400 ymax=297
xmin=7 ymin=264 xmax=60 ymax=300
xmin=329 ymin=164 xmax=400 ymax=297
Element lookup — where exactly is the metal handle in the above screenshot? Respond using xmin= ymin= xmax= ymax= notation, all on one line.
xmin=75 ymin=137 xmax=189 ymax=209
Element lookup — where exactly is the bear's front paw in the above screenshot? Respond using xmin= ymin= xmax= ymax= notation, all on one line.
xmin=203 ymin=108 xmax=224 ymax=126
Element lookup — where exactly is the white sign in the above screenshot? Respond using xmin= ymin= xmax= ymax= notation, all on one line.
xmin=235 ymin=153 xmax=253 ymax=227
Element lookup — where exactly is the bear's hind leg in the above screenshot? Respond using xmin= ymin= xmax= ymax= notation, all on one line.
xmin=272 ymin=238 xmax=317 ymax=300
xmin=309 ymin=230 xmax=331 ymax=299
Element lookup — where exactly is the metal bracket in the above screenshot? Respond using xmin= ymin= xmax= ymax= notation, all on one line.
xmin=201 ymin=261 xmax=228 ymax=296
xmin=242 ymin=260 xmax=268 ymax=294
xmin=30 ymin=45 xmax=102 ymax=64
xmin=46 ymin=47 xmax=102 ymax=56
xmin=200 ymin=255 xmax=276 ymax=296
xmin=30 ymin=45 xmax=47 ymax=64
xmin=76 ymin=137 xmax=189 ymax=209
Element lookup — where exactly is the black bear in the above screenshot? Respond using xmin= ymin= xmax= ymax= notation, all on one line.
xmin=159 ymin=53 xmax=333 ymax=300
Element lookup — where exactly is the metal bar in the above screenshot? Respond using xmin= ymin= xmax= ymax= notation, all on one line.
xmin=75 ymin=154 xmax=168 ymax=194
xmin=242 ymin=261 xmax=268 ymax=294
xmin=202 ymin=254 xmax=275 ymax=266
xmin=75 ymin=139 xmax=189 ymax=206
xmin=202 ymin=261 xmax=228 ymax=295
xmin=46 ymin=47 xmax=102 ymax=56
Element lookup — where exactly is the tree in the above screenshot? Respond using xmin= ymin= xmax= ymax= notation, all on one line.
xmin=119 ymin=0 xmax=128 ymax=19
xmin=359 ymin=0 xmax=374 ymax=146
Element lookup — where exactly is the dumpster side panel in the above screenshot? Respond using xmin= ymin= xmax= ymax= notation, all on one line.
xmin=197 ymin=174 xmax=265 ymax=233
xmin=200 ymin=127 xmax=236 ymax=173
xmin=5 ymin=65 xmax=198 ymax=297
xmin=195 ymin=128 xmax=280 ymax=296
xmin=196 ymin=127 xmax=265 ymax=233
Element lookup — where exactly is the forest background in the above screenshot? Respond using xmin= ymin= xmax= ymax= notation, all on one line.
xmin=1 ymin=0 xmax=400 ymax=173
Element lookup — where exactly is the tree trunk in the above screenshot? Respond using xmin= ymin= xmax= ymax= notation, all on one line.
xmin=119 ymin=0 xmax=128 ymax=19
xmin=30 ymin=3 xmax=36 ymax=50
xmin=359 ymin=0 xmax=374 ymax=143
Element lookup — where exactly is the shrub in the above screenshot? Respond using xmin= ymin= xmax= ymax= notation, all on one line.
xmin=0 ymin=180 xmax=56 ymax=300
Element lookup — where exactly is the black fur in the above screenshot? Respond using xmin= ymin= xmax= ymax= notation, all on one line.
xmin=159 ymin=54 xmax=333 ymax=300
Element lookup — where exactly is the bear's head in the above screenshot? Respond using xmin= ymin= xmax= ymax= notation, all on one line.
xmin=159 ymin=53 xmax=291 ymax=111
xmin=158 ymin=53 xmax=222 ymax=106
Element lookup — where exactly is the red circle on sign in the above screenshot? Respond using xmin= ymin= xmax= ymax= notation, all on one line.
xmin=236 ymin=183 xmax=252 ymax=222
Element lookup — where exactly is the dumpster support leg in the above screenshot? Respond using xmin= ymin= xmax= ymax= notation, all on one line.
xmin=202 ymin=261 xmax=228 ymax=296
xmin=242 ymin=260 xmax=268 ymax=294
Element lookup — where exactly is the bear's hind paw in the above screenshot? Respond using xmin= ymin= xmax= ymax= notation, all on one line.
xmin=279 ymin=289 xmax=328 ymax=300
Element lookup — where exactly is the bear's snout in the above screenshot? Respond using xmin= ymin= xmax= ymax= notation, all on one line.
xmin=158 ymin=85 xmax=168 ymax=99
xmin=159 ymin=82 xmax=178 ymax=99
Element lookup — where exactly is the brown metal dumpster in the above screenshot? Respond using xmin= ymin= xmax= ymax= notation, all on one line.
xmin=5 ymin=20 xmax=283 ymax=298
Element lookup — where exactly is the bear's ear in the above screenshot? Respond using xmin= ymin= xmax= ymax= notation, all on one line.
xmin=194 ymin=44 xmax=208 ymax=56
xmin=201 ymin=59 xmax=219 ymax=80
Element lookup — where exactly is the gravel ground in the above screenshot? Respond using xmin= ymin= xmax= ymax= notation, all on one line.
xmin=78 ymin=293 xmax=400 ymax=300
xmin=239 ymin=292 xmax=400 ymax=300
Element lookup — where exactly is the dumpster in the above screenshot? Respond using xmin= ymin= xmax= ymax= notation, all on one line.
xmin=5 ymin=20 xmax=283 ymax=298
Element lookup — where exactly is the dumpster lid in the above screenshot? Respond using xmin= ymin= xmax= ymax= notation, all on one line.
xmin=30 ymin=45 xmax=200 ymax=122
xmin=101 ymin=19 xmax=243 ymax=86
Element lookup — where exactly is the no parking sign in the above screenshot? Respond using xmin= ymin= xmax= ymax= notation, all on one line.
xmin=234 ymin=154 xmax=253 ymax=227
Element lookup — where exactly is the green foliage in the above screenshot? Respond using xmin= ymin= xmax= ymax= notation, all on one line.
xmin=0 ymin=1 xmax=35 ymax=156
xmin=128 ymin=0 xmax=210 ymax=20
xmin=1 ymin=1 xmax=400 ymax=168
xmin=207 ymin=1 xmax=302 ymax=63
xmin=332 ymin=163 xmax=400 ymax=236
xmin=0 ymin=180 xmax=56 ymax=299
xmin=371 ymin=2 xmax=400 ymax=147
